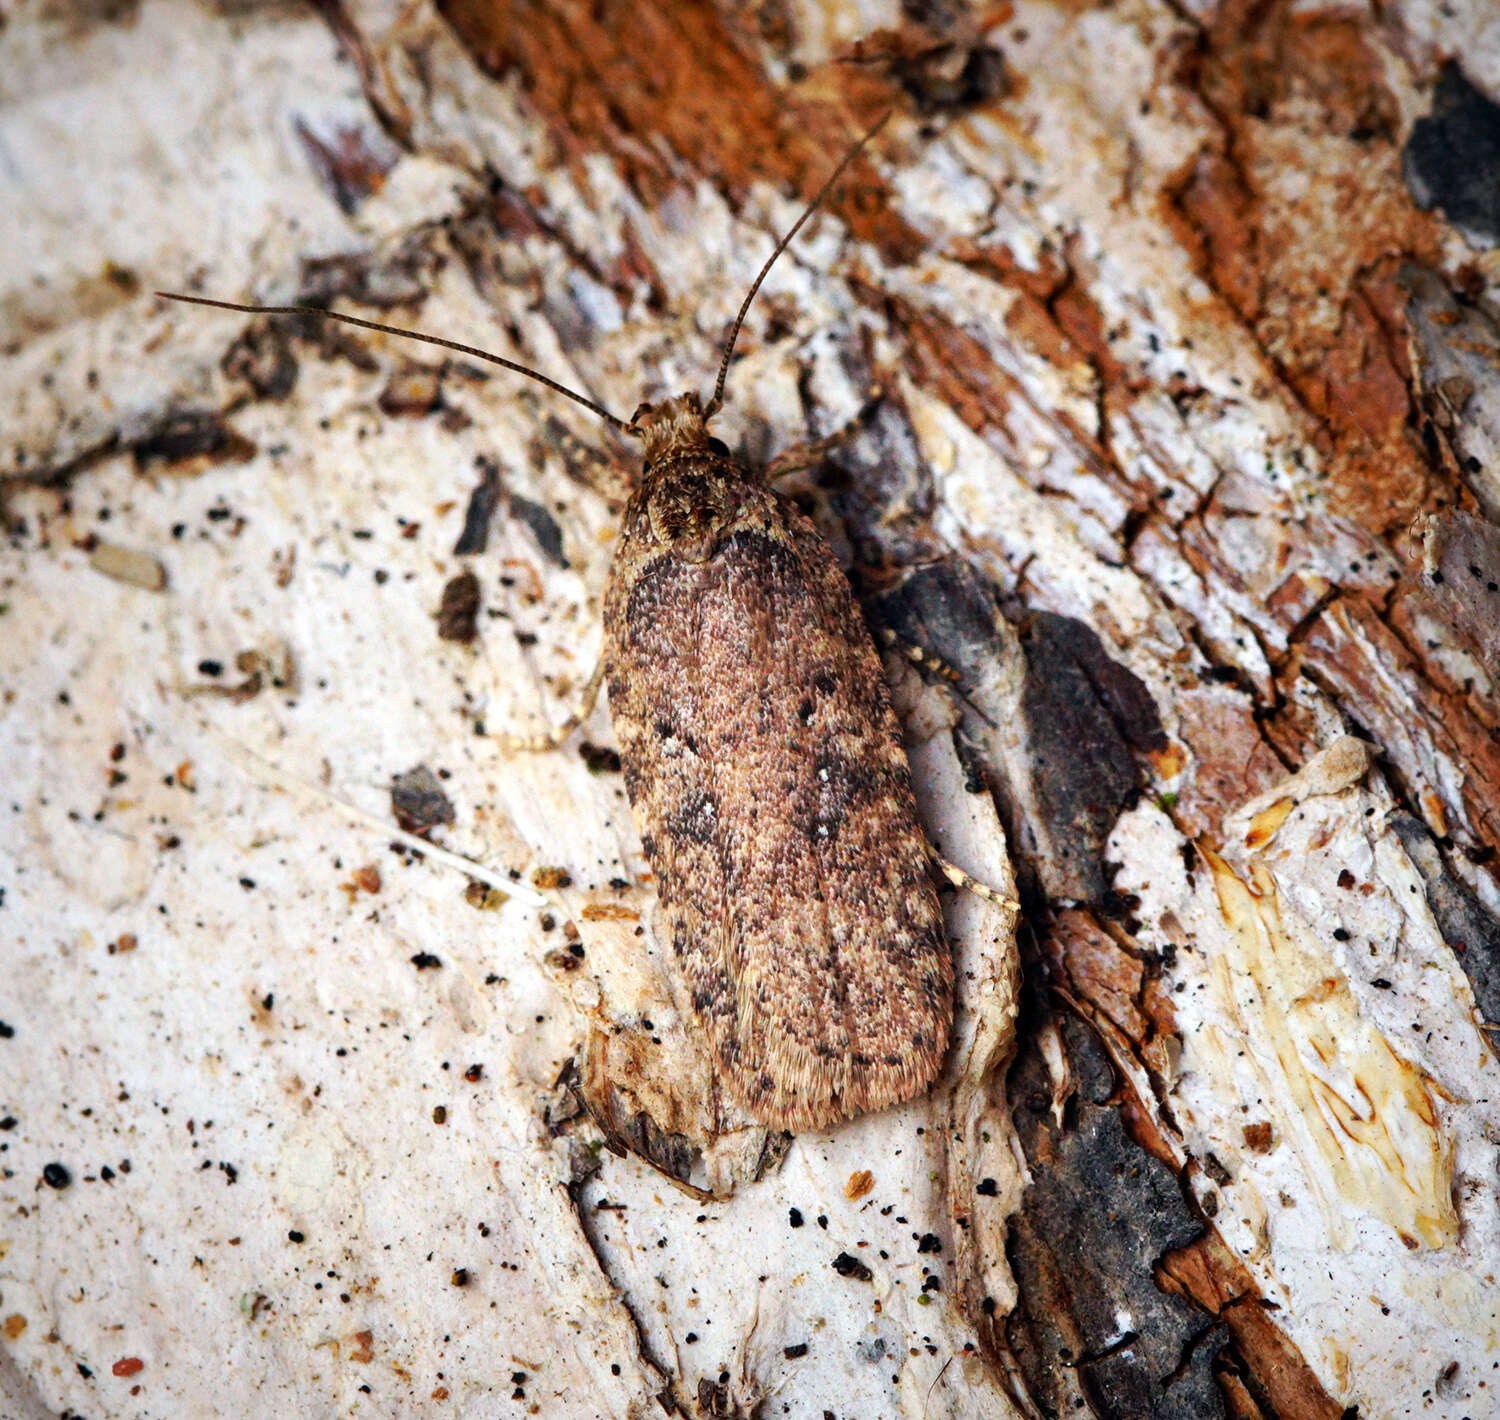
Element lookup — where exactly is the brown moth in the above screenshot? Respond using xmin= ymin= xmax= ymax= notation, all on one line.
xmin=605 ymin=388 xmax=951 ymax=1129
xmin=160 ymin=113 xmax=1008 ymax=1132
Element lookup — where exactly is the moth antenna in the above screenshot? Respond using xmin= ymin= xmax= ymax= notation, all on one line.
xmin=704 ymin=109 xmax=892 ymax=420
xmin=154 ymin=291 xmax=633 ymax=433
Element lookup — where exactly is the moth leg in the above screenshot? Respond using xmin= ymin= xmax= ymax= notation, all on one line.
xmin=935 ymin=855 xmax=1020 ymax=913
xmin=500 ymin=656 xmax=606 ymax=752
xmin=875 ymin=628 xmax=961 ymax=685
xmin=765 ymin=385 xmax=886 ymax=482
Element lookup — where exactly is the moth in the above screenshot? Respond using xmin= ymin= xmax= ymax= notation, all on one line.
xmin=160 ymin=113 xmax=1014 ymax=1132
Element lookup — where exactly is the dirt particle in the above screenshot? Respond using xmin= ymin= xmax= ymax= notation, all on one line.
xmin=831 ymin=1251 xmax=872 ymax=1281
xmin=436 ymin=570 xmax=481 ymax=644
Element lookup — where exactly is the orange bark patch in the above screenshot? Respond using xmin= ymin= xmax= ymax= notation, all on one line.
xmin=1169 ymin=151 xmax=1261 ymax=323
xmin=1157 ymin=1234 xmax=1346 ymax=1419
xmin=951 ymin=240 xmax=1126 ymax=387
xmin=1166 ymin=5 xmax=1449 ymax=533
xmin=1171 ymin=686 xmax=1287 ymax=841
xmin=878 ymin=290 xmax=1023 ymax=435
xmin=1049 ymin=909 xmax=1150 ymax=1041
xmin=436 ymin=0 xmax=923 ymax=261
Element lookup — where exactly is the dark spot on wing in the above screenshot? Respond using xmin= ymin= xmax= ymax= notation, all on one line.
xmin=820 ymin=813 xmax=845 ymax=843
xmin=813 ymin=750 xmax=889 ymax=813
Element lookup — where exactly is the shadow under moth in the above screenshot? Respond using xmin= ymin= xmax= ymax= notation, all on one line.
xmin=160 ymin=111 xmax=1016 ymax=1133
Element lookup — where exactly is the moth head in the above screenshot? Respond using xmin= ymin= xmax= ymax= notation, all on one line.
xmin=627 ymin=391 xmax=716 ymax=462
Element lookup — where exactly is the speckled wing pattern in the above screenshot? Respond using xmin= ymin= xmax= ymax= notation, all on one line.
xmin=603 ymin=449 xmax=952 ymax=1132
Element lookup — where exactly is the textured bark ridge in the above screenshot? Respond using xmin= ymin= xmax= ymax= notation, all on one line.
xmin=5 ymin=0 xmax=1500 ymax=1417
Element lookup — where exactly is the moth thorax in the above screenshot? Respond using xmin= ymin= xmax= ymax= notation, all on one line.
xmin=632 ymin=391 xmax=712 ymax=463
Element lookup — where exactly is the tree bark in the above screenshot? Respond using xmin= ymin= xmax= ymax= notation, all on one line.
xmin=3 ymin=1 xmax=1499 ymax=1417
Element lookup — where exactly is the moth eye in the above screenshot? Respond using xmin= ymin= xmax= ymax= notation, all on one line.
xmin=707 ymin=437 xmax=730 ymax=457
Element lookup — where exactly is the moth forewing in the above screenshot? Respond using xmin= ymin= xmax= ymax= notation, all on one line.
xmin=603 ymin=398 xmax=954 ymax=1130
